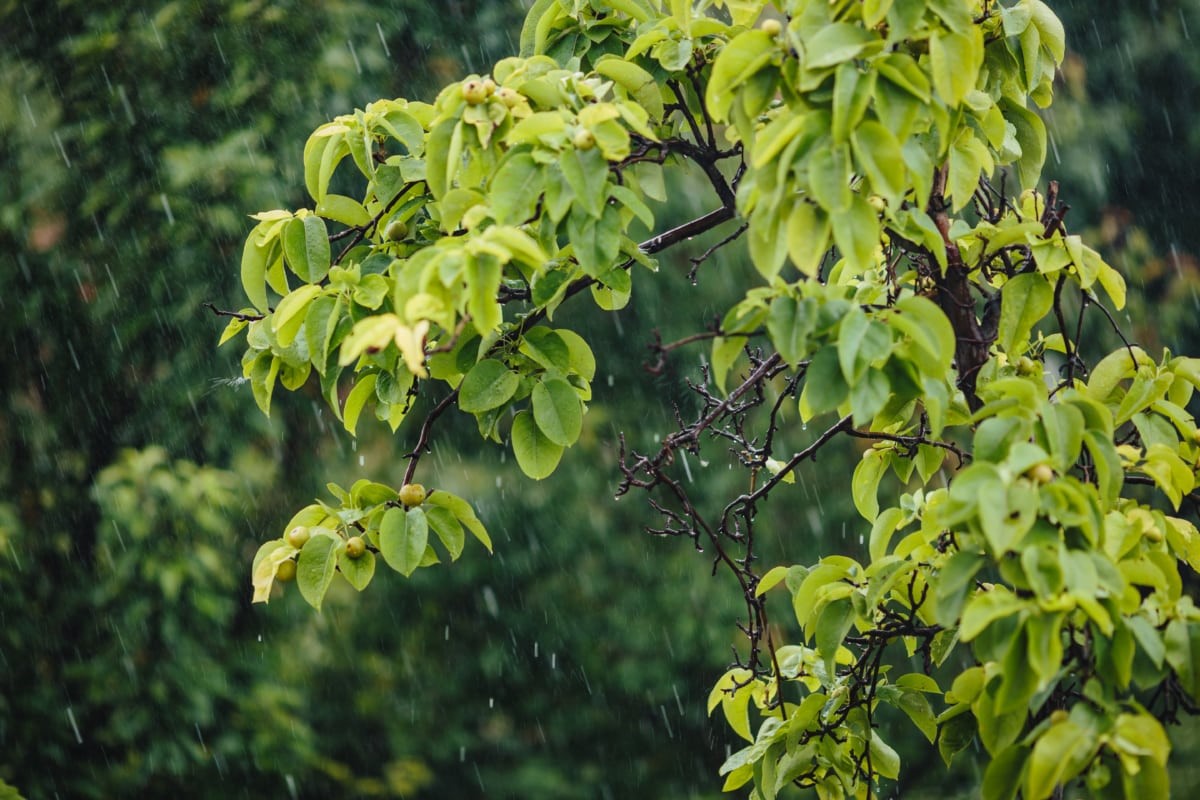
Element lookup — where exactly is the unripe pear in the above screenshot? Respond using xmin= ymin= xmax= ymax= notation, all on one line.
xmin=496 ymin=87 xmax=521 ymax=108
xmin=384 ymin=219 xmax=408 ymax=241
xmin=287 ymin=525 xmax=311 ymax=549
xmin=276 ymin=559 xmax=297 ymax=582
xmin=573 ymin=128 xmax=596 ymax=150
xmin=399 ymin=483 xmax=427 ymax=508
xmin=1027 ymin=464 xmax=1054 ymax=484
xmin=462 ymin=79 xmax=488 ymax=105
xmin=761 ymin=19 xmax=783 ymax=37
xmin=346 ymin=535 xmax=366 ymax=559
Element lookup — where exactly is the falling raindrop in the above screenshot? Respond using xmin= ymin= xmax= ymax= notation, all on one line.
xmin=679 ymin=449 xmax=694 ymax=482
xmin=160 ymin=194 xmax=175 ymax=225
xmin=376 ymin=23 xmax=391 ymax=57
xmin=346 ymin=39 xmax=363 ymax=75
xmin=52 ymin=131 xmax=71 ymax=167
xmin=482 ymin=585 xmax=499 ymax=616
xmin=117 ymin=86 xmax=136 ymax=125
xmin=66 ymin=706 xmax=82 ymax=744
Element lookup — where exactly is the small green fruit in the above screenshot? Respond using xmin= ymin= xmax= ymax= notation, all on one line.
xmin=1016 ymin=356 xmax=1042 ymax=377
xmin=496 ymin=87 xmax=520 ymax=108
xmin=399 ymin=483 xmax=427 ymax=508
xmin=287 ymin=526 xmax=310 ymax=549
xmin=462 ymin=79 xmax=488 ymax=105
xmin=346 ymin=536 xmax=366 ymax=559
xmin=573 ymin=128 xmax=596 ymax=151
xmin=276 ymin=559 xmax=297 ymax=582
xmin=384 ymin=219 xmax=408 ymax=242
xmin=482 ymin=78 xmax=497 ymax=96
xmin=761 ymin=19 xmax=783 ymax=37
xmin=1027 ymin=464 xmax=1054 ymax=484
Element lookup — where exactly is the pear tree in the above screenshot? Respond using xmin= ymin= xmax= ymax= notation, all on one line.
xmin=218 ymin=1 xmax=1200 ymax=797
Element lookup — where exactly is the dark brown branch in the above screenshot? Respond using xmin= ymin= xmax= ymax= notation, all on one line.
xmin=402 ymin=389 xmax=459 ymax=486
xmin=203 ymin=302 xmax=264 ymax=322
xmin=930 ymin=166 xmax=992 ymax=410
xmin=639 ymin=206 xmax=736 ymax=255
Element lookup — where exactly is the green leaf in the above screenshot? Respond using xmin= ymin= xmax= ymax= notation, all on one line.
xmin=467 ymin=252 xmax=504 ymax=334
xmin=561 ymin=147 xmax=608 ymax=219
xmin=1024 ymin=720 xmax=1092 ymax=800
xmin=339 ymin=549 xmax=375 ymax=591
xmin=930 ymin=28 xmax=984 ymax=107
xmin=894 ymin=688 xmax=938 ymax=743
xmin=850 ymin=369 xmax=890 ymax=425
xmin=342 ymin=373 xmax=378 ymax=436
xmin=297 ymin=531 xmax=343 ymax=610
xmin=838 ymin=309 xmax=893 ymax=383
xmin=425 ymin=505 xmax=465 ymax=561
xmin=379 ymin=507 xmax=429 ymax=577
xmin=519 ymin=327 xmax=570 ymax=372
xmin=852 ymin=449 xmax=887 ymax=521
xmin=594 ymin=55 xmax=664 ymax=120
xmin=459 ymin=359 xmax=520 ymax=413
xmin=251 ymin=540 xmax=298 ymax=603
xmin=960 ymin=588 xmax=1027 ymax=641
xmin=272 ymin=284 xmax=322 ymax=347
xmin=1000 ymin=98 xmax=1047 ymax=190
xmin=802 ymin=345 xmax=849 ymax=418
xmin=830 ymin=194 xmax=880 ymax=274
xmin=426 ymin=491 xmax=492 ymax=552
xmin=938 ymin=709 xmax=977 ymax=766
xmin=815 ymin=596 xmax=856 ymax=677
xmin=556 ymin=328 xmax=596 ymax=381
xmin=809 ymin=141 xmax=853 ymax=213
xmin=870 ymin=732 xmax=902 ymax=780
xmin=511 ymin=409 xmax=564 ymax=479
xmin=766 ymin=295 xmax=816 ymax=368
xmin=315 ymin=194 xmax=371 ymax=228
xmin=805 ymin=23 xmax=877 ymax=70
xmin=705 ymin=29 xmax=776 ymax=122
xmin=490 ymin=151 xmax=543 ymax=225
xmin=531 ymin=378 xmax=583 ymax=447
xmin=785 ymin=201 xmax=831 ymax=278
xmin=567 ymin=205 xmax=622 ymax=276
xmin=982 ymin=746 xmax=1028 ymax=800
xmin=1029 ymin=0 xmax=1065 ymax=62
xmin=935 ymin=550 xmax=985 ymax=626
xmin=852 ymin=120 xmax=905 ymax=209
xmin=755 ymin=565 xmax=790 ymax=597
xmin=283 ymin=215 xmax=331 ymax=284
xmin=889 ymin=295 xmax=955 ymax=377
xmin=240 ymin=232 xmax=272 ymax=312
xmin=998 ymin=272 xmax=1053 ymax=355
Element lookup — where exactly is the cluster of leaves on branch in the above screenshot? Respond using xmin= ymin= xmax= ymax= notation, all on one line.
xmin=222 ymin=0 xmax=1200 ymax=797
